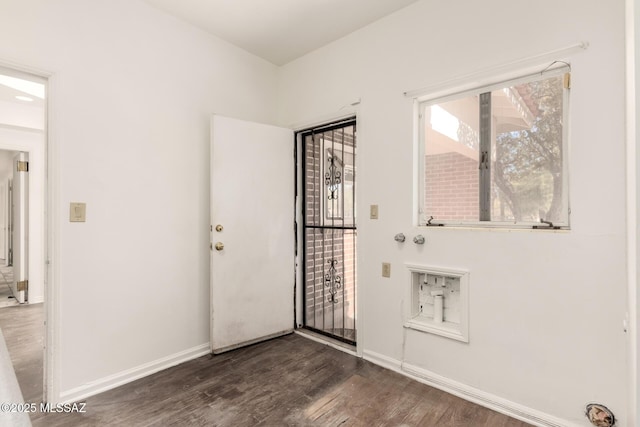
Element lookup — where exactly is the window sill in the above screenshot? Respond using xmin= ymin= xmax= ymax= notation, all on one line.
xmin=419 ymin=223 xmax=570 ymax=232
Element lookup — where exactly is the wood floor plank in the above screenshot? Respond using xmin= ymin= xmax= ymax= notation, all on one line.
xmin=432 ymin=396 xmax=490 ymax=426
xmin=398 ymin=386 xmax=454 ymax=426
xmin=1 ymin=304 xmax=532 ymax=426
xmin=484 ymin=411 xmax=533 ymax=427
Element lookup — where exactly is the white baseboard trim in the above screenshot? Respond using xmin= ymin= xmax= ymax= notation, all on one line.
xmin=60 ymin=343 xmax=210 ymax=404
xmin=362 ymin=349 xmax=402 ymax=372
xmin=362 ymin=350 xmax=578 ymax=427
xmin=28 ymin=296 xmax=44 ymax=304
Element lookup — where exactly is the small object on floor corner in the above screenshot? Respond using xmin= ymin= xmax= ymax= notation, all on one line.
xmin=585 ymin=403 xmax=615 ymax=427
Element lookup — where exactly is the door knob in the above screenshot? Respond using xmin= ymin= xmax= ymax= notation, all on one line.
xmin=214 ymin=242 xmax=224 ymax=251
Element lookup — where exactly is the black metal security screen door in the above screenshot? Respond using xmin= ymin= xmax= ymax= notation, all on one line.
xmin=301 ymin=119 xmax=357 ymax=345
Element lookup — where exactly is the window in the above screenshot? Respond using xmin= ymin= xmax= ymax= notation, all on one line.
xmin=319 ymin=131 xmax=356 ymax=225
xmin=418 ymin=66 xmax=570 ymax=228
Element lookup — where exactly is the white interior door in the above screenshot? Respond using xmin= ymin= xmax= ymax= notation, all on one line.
xmin=210 ymin=115 xmax=294 ymax=354
xmin=11 ymin=152 xmax=28 ymax=304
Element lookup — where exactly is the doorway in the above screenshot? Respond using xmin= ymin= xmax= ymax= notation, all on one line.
xmin=0 ymin=150 xmax=29 ymax=307
xmin=299 ymin=118 xmax=357 ymax=345
xmin=0 ymin=65 xmax=47 ymax=404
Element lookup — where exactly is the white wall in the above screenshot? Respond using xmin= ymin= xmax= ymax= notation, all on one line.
xmin=279 ymin=1 xmax=628 ymax=425
xmin=0 ymin=0 xmax=279 ymax=399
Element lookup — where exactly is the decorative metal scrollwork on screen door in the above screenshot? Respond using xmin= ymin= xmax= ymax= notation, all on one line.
xmin=325 ymin=155 xmax=341 ymax=200
xmin=324 ymin=259 xmax=342 ymax=304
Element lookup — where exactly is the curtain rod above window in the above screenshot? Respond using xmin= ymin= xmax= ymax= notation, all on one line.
xmin=403 ymin=42 xmax=588 ymax=100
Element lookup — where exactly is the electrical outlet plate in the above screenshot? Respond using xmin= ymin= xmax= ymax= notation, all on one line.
xmin=382 ymin=262 xmax=391 ymax=278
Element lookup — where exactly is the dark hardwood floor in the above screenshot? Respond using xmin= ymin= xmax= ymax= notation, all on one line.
xmin=0 ymin=303 xmax=531 ymax=426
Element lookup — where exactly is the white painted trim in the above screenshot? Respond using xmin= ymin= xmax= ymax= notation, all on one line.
xmin=354 ymin=111 xmax=363 ymax=358
xmin=0 ymin=124 xmax=43 ymax=134
xmin=626 ymin=1 xmax=638 ymax=425
xmin=287 ymin=105 xmax=359 ymax=132
xmin=403 ymin=320 xmax=467 ymax=342
xmin=59 ymin=344 xmax=210 ymax=404
xmin=45 ymin=71 xmax=60 ymax=404
xmin=362 ymin=349 xmax=402 ymax=372
xmin=295 ymin=330 xmax=356 ymax=357
xmin=404 ymin=42 xmax=587 ymax=99
xmin=362 ymin=349 xmax=578 ymax=427
xmin=401 ymin=363 xmax=580 ymax=427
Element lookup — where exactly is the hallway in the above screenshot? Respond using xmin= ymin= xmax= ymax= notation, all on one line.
xmin=0 ymin=302 xmax=44 ymax=404
xmin=0 ymin=264 xmax=17 ymax=309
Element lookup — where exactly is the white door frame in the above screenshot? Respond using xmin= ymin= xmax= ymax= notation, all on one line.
xmin=291 ymin=108 xmax=363 ymax=357
xmin=625 ymin=0 xmax=638 ymax=424
xmin=0 ymin=59 xmax=58 ymax=403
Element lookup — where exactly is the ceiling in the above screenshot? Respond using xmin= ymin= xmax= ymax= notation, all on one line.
xmin=0 ymin=70 xmax=45 ymax=108
xmin=143 ymin=0 xmax=420 ymax=65
xmin=0 ymin=82 xmax=44 ymax=108
xmin=0 ymin=71 xmax=46 ymax=132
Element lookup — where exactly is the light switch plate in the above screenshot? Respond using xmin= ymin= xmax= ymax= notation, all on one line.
xmin=370 ymin=204 xmax=379 ymax=219
xmin=69 ymin=202 xmax=86 ymax=222
xmin=382 ymin=262 xmax=391 ymax=278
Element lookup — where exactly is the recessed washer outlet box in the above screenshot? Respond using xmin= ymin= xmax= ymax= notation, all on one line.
xmin=404 ymin=264 xmax=469 ymax=342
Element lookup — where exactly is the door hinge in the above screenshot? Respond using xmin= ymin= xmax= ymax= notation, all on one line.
xmin=17 ymin=161 xmax=29 ymax=172
xmin=17 ymin=280 xmax=28 ymax=292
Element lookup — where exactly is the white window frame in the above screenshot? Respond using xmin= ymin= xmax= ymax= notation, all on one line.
xmin=320 ymin=138 xmax=356 ymax=227
xmin=416 ymin=64 xmax=571 ymax=229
